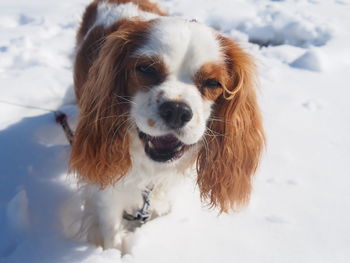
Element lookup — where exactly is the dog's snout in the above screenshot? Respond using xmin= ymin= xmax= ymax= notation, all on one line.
xmin=159 ymin=101 xmax=193 ymax=129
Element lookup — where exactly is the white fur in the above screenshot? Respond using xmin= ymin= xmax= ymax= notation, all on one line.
xmin=79 ymin=1 xmax=160 ymax=46
xmin=65 ymin=6 xmax=226 ymax=251
xmin=63 ymin=129 xmax=196 ymax=249
xmin=132 ymin=17 xmax=223 ymax=145
xmin=95 ymin=1 xmax=160 ymax=28
xmin=135 ymin=17 xmax=224 ymax=77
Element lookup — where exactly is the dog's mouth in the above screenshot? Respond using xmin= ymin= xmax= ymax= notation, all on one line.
xmin=138 ymin=131 xmax=190 ymax=162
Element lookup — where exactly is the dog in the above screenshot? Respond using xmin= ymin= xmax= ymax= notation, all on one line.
xmin=68 ymin=0 xmax=264 ymax=249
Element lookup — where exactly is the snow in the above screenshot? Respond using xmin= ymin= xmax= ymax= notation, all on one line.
xmin=290 ymin=49 xmax=323 ymax=71
xmin=1 ymin=0 xmax=350 ymax=262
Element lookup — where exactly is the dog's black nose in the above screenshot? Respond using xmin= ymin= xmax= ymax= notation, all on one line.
xmin=159 ymin=101 xmax=193 ymax=129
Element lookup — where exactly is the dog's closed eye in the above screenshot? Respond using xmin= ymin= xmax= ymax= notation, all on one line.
xmin=203 ymin=78 xmax=222 ymax=89
xmin=136 ymin=64 xmax=158 ymax=75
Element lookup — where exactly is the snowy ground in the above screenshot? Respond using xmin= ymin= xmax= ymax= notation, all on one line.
xmin=1 ymin=0 xmax=350 ymax=262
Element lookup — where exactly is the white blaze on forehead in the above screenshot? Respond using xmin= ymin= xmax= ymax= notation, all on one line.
xmin=95 ymin=2 xmax=160 ymax=28
xmin=135 ymin=17 xmax=224 ymax=79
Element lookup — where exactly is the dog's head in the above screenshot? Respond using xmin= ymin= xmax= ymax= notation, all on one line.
xmin=70 ymin=17 xmax=264 ymax=212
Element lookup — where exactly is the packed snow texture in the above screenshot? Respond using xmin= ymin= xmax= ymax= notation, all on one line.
xmin=1 ymin=0 xmax=350 ymax=262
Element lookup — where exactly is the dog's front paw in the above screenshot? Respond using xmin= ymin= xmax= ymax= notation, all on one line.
xmin=86 ymin=223 xmax=124 ymax=250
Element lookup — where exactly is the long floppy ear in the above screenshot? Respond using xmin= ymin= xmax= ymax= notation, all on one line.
xmin=197 ymin=36 xmax=265 ymax=212
xmin=70 ymin=20 xmax=151 ymax=187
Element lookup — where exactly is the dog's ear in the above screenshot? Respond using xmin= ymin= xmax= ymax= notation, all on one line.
xmin=70 ymin=20 xmax=151 ymax=187
xmin=197 ymin=36 xmax=265 ymax=212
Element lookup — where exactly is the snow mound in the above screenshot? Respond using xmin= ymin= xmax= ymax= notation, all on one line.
xmin=6 ymin=190 xmax=30 ymax=231
xmin=290 ymin=49 xmax=323 ymax=71
xmin=208 ymin=4 xmax=332 ymax=48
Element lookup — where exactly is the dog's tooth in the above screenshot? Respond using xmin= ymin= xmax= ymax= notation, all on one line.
xmin=175 ymin=145 xmax=183 ymax=152
xmin=148 ymin=141 xmax=155 ymax=149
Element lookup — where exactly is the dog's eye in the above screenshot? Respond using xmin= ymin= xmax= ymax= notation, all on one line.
xmin=204 ymin=78 xmax=221 ymax=89
xmin=136 ymin=65 xmax=157 ymax=75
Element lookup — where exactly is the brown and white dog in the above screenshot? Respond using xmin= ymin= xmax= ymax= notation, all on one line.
xmin=68 ymin=0 xmax=264 ymax=249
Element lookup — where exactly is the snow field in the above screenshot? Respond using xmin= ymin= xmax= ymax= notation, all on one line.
xmin=1 ymin=0 xmax=350 ymax=262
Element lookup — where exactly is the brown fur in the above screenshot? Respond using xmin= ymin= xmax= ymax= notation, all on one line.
xmin=127 ymin=55 xmax=169 ymax=94
xmin=196 ymin=36 xmax=265 ymax=212
xmin=74 ymin=0 xmax=167 ymax=100
xmin=76 ymin=0 xmax=99 ymax=44
xmin=76 ymin=0 xmax=166 ymax=44
xmin=194 ymin=62 xmax=228 ymax=101
xmin=70 ymin=20 xmax=153 ymax=187
xmin=74 ymin=25 xmax=106 ymax=100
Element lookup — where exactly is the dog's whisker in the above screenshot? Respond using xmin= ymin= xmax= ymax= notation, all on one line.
xmin=208 ymin=117 xmax=230 ymax=125
xmin=201 ymin=136 xmax=210 ymax=160
xmin=110 ymin=118 xmax=132 ymax=139
xmin=205 ymin=127 xmax=225 ymax=137
xmin=113 ymin=95 xmax=136 ymax=104
xmin=121 ymin=121 xmax=135 ymax=147
xmin=104 ymin=113 xmax=131 ymax=137
xmin=86 ymin=113 xmax=131 ymax=131
xmin=78 ymin=99 xmax=125 ymax=121
xmin=95 ymin=112 xmax=131 ymax=122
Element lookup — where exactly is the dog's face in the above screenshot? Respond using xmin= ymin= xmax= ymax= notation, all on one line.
xmin=130 ymin=18 xmax=226 ymax=163
xmin=71 ymin=17 xmax=264 ymax=211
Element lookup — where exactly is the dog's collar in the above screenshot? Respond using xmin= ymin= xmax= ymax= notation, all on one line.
xmin=123 ymin=186 xmax=153 ymax=224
